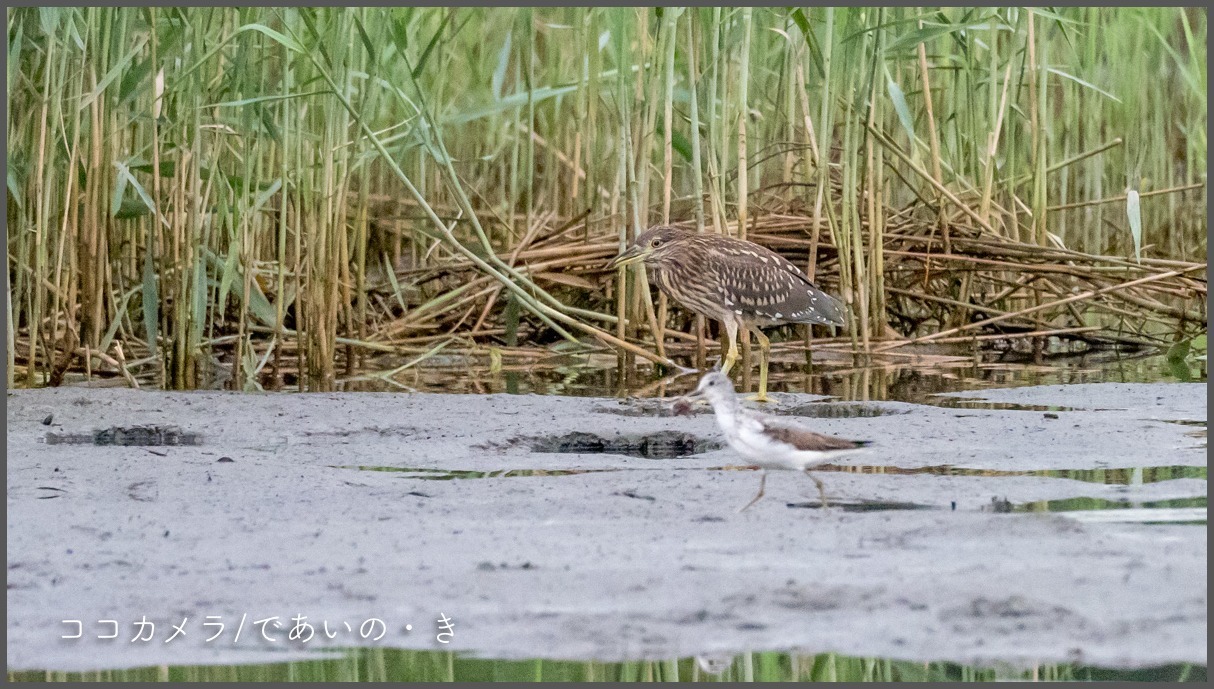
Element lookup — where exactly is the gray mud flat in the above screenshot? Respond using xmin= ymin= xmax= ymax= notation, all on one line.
xmin=6 ymin=383 xmax=1207 ymax=672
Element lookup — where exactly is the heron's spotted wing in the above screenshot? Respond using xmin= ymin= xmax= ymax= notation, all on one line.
xmin=757 ymin=417 xmax=865 ymax=452
xmin=697 ymin=235 xmax=846 ymax=326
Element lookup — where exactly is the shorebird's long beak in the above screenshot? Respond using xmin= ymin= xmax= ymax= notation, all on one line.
xmin=606 ymin=244 xmax=646 ymax=270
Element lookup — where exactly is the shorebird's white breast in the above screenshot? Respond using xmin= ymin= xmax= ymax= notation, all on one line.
xmin=733 ymin=417 xmax=817 ymax=469
xmin=710 ymin=411 xmax=791 ymax=470
xmin=716 ymin=407 xmax=863 ymax=471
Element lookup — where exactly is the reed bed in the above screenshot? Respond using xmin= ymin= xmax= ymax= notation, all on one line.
xmin=6 ymin=7 xmax=1206 ymax=391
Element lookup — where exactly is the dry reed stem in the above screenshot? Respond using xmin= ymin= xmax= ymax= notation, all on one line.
xmin=1047 ymin=182 xmax=1206 ymax=212
xmin=875 ymin=266 xmax=1204 ymax=352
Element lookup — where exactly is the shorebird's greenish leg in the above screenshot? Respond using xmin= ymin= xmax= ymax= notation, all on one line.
xmin=738 ymin=470 xmax=768 ymax=512
xmin=806 ymin=471 xmax=829 ymax=508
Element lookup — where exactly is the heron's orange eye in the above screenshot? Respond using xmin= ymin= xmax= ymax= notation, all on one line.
xmin=650 ymin=238 xmax=663 ymax=248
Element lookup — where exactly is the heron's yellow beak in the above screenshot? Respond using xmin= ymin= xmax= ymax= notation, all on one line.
xmin=606 ymin=244 xmax=647 ymax=270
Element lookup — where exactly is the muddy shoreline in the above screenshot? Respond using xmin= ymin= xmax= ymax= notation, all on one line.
xmin=6 ymin=382 xmax=1206 ymax=672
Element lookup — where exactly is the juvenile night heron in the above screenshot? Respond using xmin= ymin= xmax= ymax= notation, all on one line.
xmin=677 ymin=371 xmax=871 ymax=511
xmin=607 ymin=226 xmax=848 ymax=401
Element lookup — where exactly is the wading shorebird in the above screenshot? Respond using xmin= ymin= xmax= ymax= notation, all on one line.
xmin=677 ymin=371 xmax=871 ymax=512
xmin=607 ymin=226 xmax=847 ymax=402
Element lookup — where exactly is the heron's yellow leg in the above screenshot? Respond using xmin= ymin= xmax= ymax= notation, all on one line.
xmin=744 ymin=329 xmax=772 ymax=403
xmin=719 ymin=320 xmax=740 ymax=374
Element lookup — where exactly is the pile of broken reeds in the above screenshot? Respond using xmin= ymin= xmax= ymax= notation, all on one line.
xmin=354 ymin=180 xmax=1207 ymax=352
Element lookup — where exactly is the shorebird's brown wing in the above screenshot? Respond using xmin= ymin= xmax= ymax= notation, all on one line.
xmin=758 ymin=418 xmax=868 ymax=452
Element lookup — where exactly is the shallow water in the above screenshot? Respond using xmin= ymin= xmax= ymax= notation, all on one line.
xmin=341 ymin=463 xmax=1206 ymax=485
xmin=6 ymin=648 xmax=1206 ymax=682
xmin=337 ymin=463 xmax=1209 ymax=522
xmin=333 ymin=348 xmax=1204 ymax=404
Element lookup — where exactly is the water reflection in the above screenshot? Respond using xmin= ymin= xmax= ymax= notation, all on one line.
xmin=7 ymin=648 xmax=1205 ymax=682
xmin=334 ymin=349 xmax=1202 ymax=405
xmin=337 ymin=463 xmax=1206 ymax=487
xmin=1016 ymin=496 xmax=1208 ymax=515
xmin=819 ymin=464 xmax=1208 ymax=485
